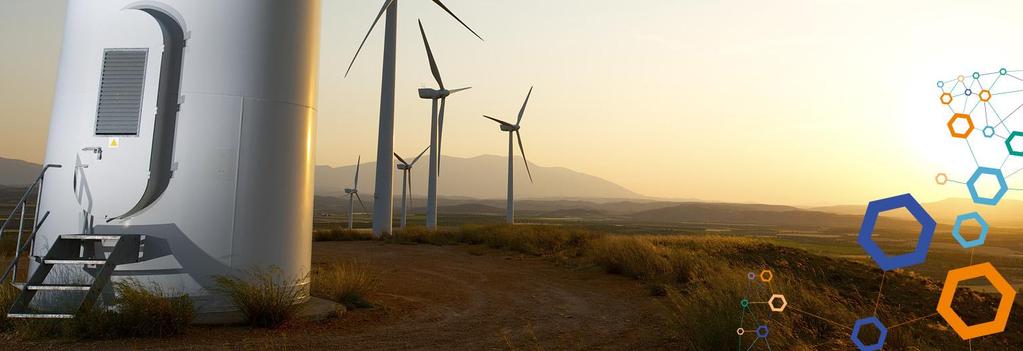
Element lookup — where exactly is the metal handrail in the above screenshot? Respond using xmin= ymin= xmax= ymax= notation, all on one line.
xmin=0 ymin=211 xmax=49 ymax=283
xmin=0 ymin=164 xmax=61 ymax=284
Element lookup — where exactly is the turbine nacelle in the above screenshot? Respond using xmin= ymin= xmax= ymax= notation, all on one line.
xmin=418 ymin=88 xmax=450 ymax=99
xmin=344 ymin=188 xmax=356 ymax=194
xmin=500 ymin=124 xmax=520 ymax=132
xmin=397 ymin=163 xmax=411 ymax=170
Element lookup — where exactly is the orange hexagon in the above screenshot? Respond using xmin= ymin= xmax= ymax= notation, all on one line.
xmin=979 ymin=90 xmax=992 ymax=102
xmin=759 ymin=269 xmax=773 ymax=282
xmin=936 ymin=262 xmax=1017 ymax=340
xmin=940 ymin=92 xmax=954 ymax=105
xmin=947 ymin=113 xmax=974 ymax=138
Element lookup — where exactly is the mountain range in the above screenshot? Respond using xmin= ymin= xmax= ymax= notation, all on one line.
xmin=314 ymin=154 xmax=642 ymax=200
xmin=4 ymin=155 xmax=1019 ymax=229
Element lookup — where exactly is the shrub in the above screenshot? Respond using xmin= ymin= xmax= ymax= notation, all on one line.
xmin=212 ymin=266 xmax=308 ymax=328
xmin=586 ymin=236 xmax=672 ymax=279
xmin=73 ymin=280 xmax=193 ymax=339
xmin=0 ymin=282 xmax=17 ymax=332
xmin=313 ymin=228 xmax=374 ymax=242
xmin=311 ymin=260 xmax=378 ymax=309
xmin=389 ymin=226 xmax=464 ymax=245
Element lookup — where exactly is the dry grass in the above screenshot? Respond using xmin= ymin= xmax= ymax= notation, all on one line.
xmin=375 ymin=225 xmax=1023 ymax=349
xmin=73 ymin=280 xmax=194 ymax=339
xmin=2 ymin=279 xmax=193 ymax=340
xmin=311 ymin=260 xmax=378 ymax=310
xmin=213 ymin=267 xmax=308 ymax=329
xmin=0 ymin=281 xmax=16 ymax=332
xmin=313 ymin=228 xmax=374 ymax=242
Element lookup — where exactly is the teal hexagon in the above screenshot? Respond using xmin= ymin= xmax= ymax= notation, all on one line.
xmin=1007 ymin=132 xmax=1023 ymax=156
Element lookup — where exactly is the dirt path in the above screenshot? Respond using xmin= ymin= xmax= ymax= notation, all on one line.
xmin=9 ymin=242 xmax=683 ymax=350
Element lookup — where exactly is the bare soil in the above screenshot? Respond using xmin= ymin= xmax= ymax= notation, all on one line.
xmin=8 ymin=241 xmax=683 ymax=350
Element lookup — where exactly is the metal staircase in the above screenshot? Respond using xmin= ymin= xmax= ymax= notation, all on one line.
xmin=1 ymin=164 xmax=145 ymax=319
xmin=7 ymin=234 xmax=142 ymax=319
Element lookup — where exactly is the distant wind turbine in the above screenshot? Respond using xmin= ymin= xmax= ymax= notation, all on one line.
xmin=345 ymin=0 xmax=483 ymax=236
xmin=395 ymin=146 xmax=429 ymax=229
xmin=417 ymin=20 xmax=471 ymax=230
xmin=344 ymin=156 xmax=369 ymax=230
xmin=483 ymin=87 xmax=535 ymax=224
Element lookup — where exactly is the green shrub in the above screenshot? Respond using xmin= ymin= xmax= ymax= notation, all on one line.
xmin=213 ymin=266 xmax=307 ymax=328
xmin=311 ymin=260 xmax=378 ymax=309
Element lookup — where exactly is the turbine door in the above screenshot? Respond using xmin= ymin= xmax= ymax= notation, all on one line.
xmin=76 ymin=7 xmax=184 ymax=224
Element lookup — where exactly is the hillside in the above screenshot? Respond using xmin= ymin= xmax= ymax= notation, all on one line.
xmin=0 ymin=155 xmax=643 ymax=200
xmin=814 ymin=197 xmax=1023 ymax=227
xmin=316 ymin=154 xmax=642 ymax=199
xmin=0 ymin=157 xmax=42 ymax=186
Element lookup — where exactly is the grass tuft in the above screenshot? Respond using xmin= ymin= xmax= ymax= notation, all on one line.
xmin=311 ymin=260 xmax=378 ymax=310
xmin=73 ymin=280 xmax=194 ymax=339
xmin=212 ymin=266 xmax=308 ymax=329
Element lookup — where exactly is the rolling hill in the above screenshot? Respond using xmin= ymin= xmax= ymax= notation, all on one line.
xmin=315 ymin=154 xmax=642 ymax=200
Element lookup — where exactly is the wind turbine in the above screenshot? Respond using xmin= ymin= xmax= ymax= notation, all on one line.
xmin=345 ymin=0 xmax=483 ymax=236
xmin=344 ymin=156 xmax=369 ymax=230
xmin=483 ymin=87 xmax=535 ymax=224
xmin=395 ymin=146 xmax=429 ymax=229
xmin=417 ymin=20 xmax=471 ymax=230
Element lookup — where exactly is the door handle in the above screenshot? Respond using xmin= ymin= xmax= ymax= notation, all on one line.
xmin=82 ymin=147 xmax=103 ymax=160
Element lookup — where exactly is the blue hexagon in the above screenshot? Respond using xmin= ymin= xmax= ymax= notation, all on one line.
xmin=952 ymin=212 xmax=989 ymax=249
xmin=858 ymin=194 xmax=936 ymax=271
xmin=755 ymin=325 xmax=769 ymax=338
xmin=983 ymin=126 xmax=996 ymax=138
xmin=966 ymin=167 xmax=1008 ymax=206
xmin=851 ymin=316 xmax=887 ymax=351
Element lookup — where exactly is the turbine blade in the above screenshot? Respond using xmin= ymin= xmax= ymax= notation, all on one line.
xmin=483 ymin=115 xmax=512 ymax=126
xmin=394 ymin=152 xmax=408 ymax=165
xmin=517 ymin=86 xmax=533 ymax=126
xmin=355 ymin=193 xmax=369 ymax=213
xmin=438 ymin=97 xmax=446 ymax=174
xmin=418 ymin=20 xmax=444 ymax=90
xmin=449 ymin=87 xmax=472 ymax=94
xmin=354 ymin=155 xmax=362 ymax=188
xmin=411 ymin=145 xmax=429 ymax=166
xmin=345 ymin=0 xmax=396 ymax=78
xmin=516 ymin=131 xmax=533 ymax=183
xmin=430 ymin=0 xmax=484 ymax=41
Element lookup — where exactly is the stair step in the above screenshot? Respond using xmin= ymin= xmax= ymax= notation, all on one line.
xmin=7 ymin=313 xmax=75 ymax=319
xmin=44 ymin=259 xmax=106 ymax=265
xmin=61 ymin=234 xmax=122 ymax=241
xmin=27 ymin=284 xmax=92 ymax=291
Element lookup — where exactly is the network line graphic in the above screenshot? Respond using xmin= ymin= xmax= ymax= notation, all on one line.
xmin=838 ymin=68 xmax=1021 ymax=350
xmin=735 ymin=270 xmax=784 ymax=351
xmin=735 ymin=70 xmax=1020 ymax=350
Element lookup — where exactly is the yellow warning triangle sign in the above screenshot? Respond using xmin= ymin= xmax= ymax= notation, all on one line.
xmin=108 ymin=138 xmax=119 ymax=148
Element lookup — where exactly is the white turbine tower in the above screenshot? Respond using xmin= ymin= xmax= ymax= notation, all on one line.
xmin=395 ymin=146 xmax=429 ymax=229
xmin=483 ymin=87 xmax=535 ymax=224
xmin=346 ymin=0 xmax=482 ymax=236
xmin=417 ymin=20 xmax=471 ymax=230
xmin=344 ymin=156 xmax=369 ymax=230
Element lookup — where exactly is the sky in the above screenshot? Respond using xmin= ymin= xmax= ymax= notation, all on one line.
xmin=3 ymin=0 xmax=1023 ymax=206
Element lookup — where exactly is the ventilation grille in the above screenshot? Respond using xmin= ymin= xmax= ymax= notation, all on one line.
xmin=95 ymin=49 xmax=147 ymax=136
